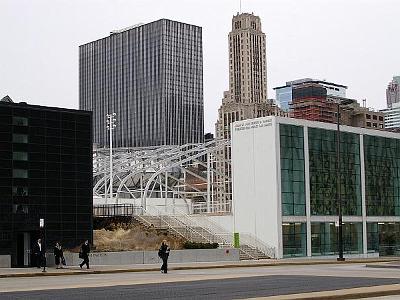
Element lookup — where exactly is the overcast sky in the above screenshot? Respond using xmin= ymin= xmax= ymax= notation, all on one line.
xmin=1 ymin=0 xmax=399 ymax=133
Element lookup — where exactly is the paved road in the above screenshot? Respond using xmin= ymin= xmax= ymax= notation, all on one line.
xmin=1 ymin=264 xmax=400 ymax=299
xmin=1 ymin=275 xmax=399 ymax=300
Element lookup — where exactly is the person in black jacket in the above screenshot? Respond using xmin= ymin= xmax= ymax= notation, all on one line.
xmin=54 ymin=242 xmax=64 ymax=269
xmin=79 ymin=240 xmax=90 ymax=269
xmin=158 ymin=240 xmax=170 ymax=274
xmin=33 ymin=239 xmax=44 ymax=268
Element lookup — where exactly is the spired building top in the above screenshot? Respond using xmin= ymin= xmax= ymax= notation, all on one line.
xmin=214 ymin=13 xmax=283 ymax=213
xmin=227 ymin=13 xmax=267 ymax=104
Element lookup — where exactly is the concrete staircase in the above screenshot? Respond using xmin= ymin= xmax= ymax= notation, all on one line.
xmin=135 ymin=208 xmax=275 ymax=260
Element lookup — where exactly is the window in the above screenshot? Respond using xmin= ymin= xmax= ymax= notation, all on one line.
xmin=366 ymin=114 xmax=371 ymax=119
xmin=312 ymin=222 xmax=362 ymax=255
xmin=13 ymin=204 xmax=28 ymax=214
xmin=12 ymin=186 xmax=28 ymax=196
xmin=366 ymin=122 xmax=371 ymax=127
xmin=13 ymin=152 xmax=28 ymax=161
xmin=364 ymin=135 xmax=400 ymax=216
xmin=373 ymin=123 xmax=378 ymax=128
xmin=12 ymin=134 xmax=28 ymax=143
xmin=280 ymin=125 xmax=306 ymax=216
xmin=373 ymin=115 xmax=377 ymax=120
xmin=379 ymin=116 xmax=384 ymax=121
xmin=13 ymin=169 xmax=28 ymax=178
xmin=12 ymin=117 xmax=28 ymax=126
xmin=282 ymin=223 xmax=307 ymax=257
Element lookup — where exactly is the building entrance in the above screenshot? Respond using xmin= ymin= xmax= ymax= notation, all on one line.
xmin=15 ymin=232 xmax=32 ymax=267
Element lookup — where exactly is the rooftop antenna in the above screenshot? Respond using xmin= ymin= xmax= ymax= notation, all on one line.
xmin=363 ymin=99 xmax=366 ymax=108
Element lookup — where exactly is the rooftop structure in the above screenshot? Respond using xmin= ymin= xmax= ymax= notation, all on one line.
xmin=274 ymin=78 xmax=347 ymax=111
xmin=386 ymin=76 xmax=400 ymax=108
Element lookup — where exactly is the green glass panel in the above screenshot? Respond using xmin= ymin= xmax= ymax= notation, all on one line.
xmin=364 ymin=135 xmax=400 ymax=216
xmin=280 ymin=124 xmax=306 ymax=216
xmin=309 ymin=128 xmax=361 ymax=216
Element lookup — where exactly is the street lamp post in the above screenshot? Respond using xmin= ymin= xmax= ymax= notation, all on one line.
xmin=336 ymin=99 xmax=354 ymax=262
xmin=39 ymin=218 xmax=46 ymax=272
xmin=106 ymin=113 xmax=117 ymax=204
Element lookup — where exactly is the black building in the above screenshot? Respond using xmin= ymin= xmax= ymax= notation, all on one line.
xmin=79 ymin=19 xmax=204 ymax=148
xmin=0 ymin=98 xmax=93 ymax=267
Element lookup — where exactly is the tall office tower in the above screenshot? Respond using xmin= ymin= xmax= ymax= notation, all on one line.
xmin=214 ymin=13 xmax=283 ymax=212
xmin=79 ymin=19 xmax=204 ymax=148
xmin=386 ymin=76 xmax=400 ymax=108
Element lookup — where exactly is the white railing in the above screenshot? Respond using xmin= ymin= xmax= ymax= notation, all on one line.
xmin=191 ymin=201 xmax=233 ymax=214
xmin=142 ymin=206 xmax=219 ymax=244
xmin=137 ymin=205 xmax=276 ymax=259
xmin=172 ymin=207 xmax=274 ymax=259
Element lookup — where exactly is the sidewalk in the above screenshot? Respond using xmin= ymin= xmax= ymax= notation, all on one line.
xmin=1 ymin=257 xmax=398 ymax=278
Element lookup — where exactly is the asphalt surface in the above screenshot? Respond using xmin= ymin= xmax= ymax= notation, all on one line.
xmin=1 ymin=275 xmax=399 ymax=300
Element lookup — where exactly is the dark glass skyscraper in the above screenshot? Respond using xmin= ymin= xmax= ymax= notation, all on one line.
xmin=79 ymin=19 xmax=204 ymax=148
xmin=0 ymin=98 xmax=92 ymax=267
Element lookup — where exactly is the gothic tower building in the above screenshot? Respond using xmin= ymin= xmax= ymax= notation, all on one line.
xmin=214 ymin=13 xmax=284 ymax=212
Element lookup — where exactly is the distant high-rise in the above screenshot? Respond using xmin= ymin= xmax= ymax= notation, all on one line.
xmin=79 ymin=19 xmax=204 ymax=148
xmin=214 ymin=13 xmax=283 ymax=211
xmin=274 ymin=78 xmax=347 ymax=111
xmin=386 ymin=76 xmax=400 ymax=108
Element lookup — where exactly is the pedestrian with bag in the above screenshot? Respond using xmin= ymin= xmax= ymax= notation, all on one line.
xmin=79 ymin=240 xmax=90 ymax=269
xmin=54 ymin=242 xmax=64 ymax=269
xmin=158 ymin=240 xmax=170 ymax=274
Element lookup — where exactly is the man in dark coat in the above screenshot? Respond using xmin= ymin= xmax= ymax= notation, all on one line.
xmin=33 ymin=238 xmax=44 ymax=268
xmin=79 ymin=240 xmax=90 ymax=269
xmin=158 ymin=240 xmax=170 ymax=274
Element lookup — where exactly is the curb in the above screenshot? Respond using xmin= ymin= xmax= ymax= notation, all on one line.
xmin=0 ymin=258 xmax=398 ymax=279
xmin=257 ymin=284 xmax=400 ymax=300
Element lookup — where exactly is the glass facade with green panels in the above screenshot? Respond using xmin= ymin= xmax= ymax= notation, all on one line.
xmin=280 ymin=124 xmax=306 ymax=216
xmin=282 ymin=223 xmax=307 ymax=257
xmin=367 ymin=223 xmax=400 ymax=256
xmin=311 ymin=222 xmax=363 ymax=256
xmin=364 ymin=136 xmax=400 ymax=216
xmin=308 ymin=128 xmax=361 ymax=216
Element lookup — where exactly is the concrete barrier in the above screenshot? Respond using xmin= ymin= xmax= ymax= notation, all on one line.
xmin=0 ymin=255 xmax=11 ymax=268
xmin=46 ymin=248 xmax=239 ymax=267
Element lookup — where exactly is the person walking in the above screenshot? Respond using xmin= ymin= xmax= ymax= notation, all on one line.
xmin=158 ymin=240 xmax=170 ymax=274
xmin=33 ymin=238 xmax=44 ymax=269
xmin=79 ymin=240 xmax=90 ymax=269
xmin=54 ymin=242 xmax=64 ymax=269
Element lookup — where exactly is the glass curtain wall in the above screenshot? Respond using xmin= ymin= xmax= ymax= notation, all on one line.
xmin=282 ymin=223 xmax=307 ymax=257
xmin=364 ymin=136 xmax=400 ymax=216
xmin=280 ymin=124 xmax=306 ymax=216
xmin=311 ymin=222 xmax=363 ymax=256
xmin=308 ymin=128 xmax=361 ymax=216
xmin=367 ymin=222 xmax=400 ymax=256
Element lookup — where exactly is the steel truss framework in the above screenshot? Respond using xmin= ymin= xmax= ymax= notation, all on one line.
xmin=93 ymin=140 xmax=232 ymax=213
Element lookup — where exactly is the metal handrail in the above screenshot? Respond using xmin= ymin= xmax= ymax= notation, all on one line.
xmin=143 ymin=206 xmax=215 ymax=244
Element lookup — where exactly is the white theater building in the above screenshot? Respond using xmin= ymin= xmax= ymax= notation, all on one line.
xmin=232 ymin=116 xmax=400 ymax=259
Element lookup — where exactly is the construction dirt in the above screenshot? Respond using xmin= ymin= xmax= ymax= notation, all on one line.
xmin=93 ymin=218 xmax=185 ymax=251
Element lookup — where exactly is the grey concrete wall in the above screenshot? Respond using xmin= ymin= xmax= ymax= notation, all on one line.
xmin=47 ymin=248 xmax=239 ymax=267
xmin=0 ymin=255 xmax=11 ymax=268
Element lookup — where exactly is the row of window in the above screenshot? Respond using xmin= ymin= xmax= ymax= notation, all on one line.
xmin=283 ymin=222 xmax=400 ymax=257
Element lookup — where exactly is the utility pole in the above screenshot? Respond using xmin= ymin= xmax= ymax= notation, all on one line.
xmin=106 ymin=113 xmax=117 ymax=203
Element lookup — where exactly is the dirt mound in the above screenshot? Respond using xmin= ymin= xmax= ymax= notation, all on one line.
xmin=93 ymin=218 xmax=185 ymax=251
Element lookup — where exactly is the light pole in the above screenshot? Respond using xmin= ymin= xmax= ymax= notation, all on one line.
xmin=106 ymin=113 xmax=117 ymax=204
xmin=336 ymin=99 xmax=354 ymax=262
xmin=39 ymin=218 xmax=46 ymax=272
